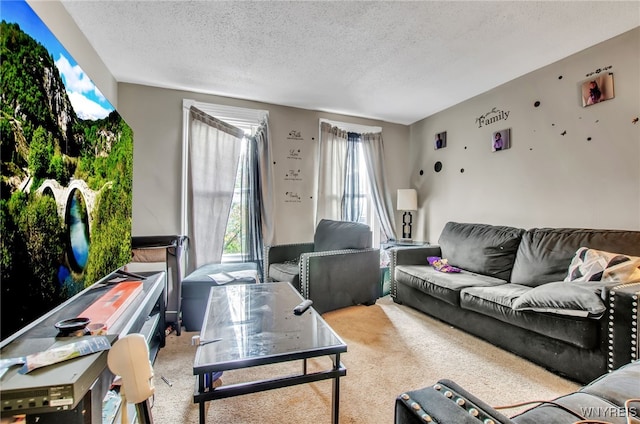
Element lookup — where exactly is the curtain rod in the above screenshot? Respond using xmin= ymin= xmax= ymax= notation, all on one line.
xmin=320 ymin=118 xmax=382 ymax=134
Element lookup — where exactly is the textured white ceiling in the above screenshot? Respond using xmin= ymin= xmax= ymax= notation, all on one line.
xmin=60 ymin=1 xmax=640 ymax=125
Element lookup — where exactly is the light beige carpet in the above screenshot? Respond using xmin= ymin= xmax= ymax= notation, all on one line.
xmin=149 ymin=296 xmax=579 ymax=423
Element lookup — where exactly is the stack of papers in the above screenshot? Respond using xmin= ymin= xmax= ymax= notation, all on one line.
xmin=208 ymin=270 xmax=259 ymax=285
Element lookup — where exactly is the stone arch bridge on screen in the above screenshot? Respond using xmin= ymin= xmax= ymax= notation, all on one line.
xmin=36 ymin=179 xmax=108 ymax=233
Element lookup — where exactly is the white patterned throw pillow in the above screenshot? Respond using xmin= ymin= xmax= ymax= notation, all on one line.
xmin=565 ymin=247 xmax=640 ymax=283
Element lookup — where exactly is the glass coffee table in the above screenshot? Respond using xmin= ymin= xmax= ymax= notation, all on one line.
xmin=193 ymin=281 xmax=347 ymax=424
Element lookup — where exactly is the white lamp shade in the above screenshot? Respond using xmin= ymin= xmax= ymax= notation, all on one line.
xmin=397 ymin=189 xmax=417 ymax=211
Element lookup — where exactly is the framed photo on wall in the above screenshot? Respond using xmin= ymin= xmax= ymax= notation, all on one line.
xmin=434 ymin=131 xmax=447 ymax=150
xmin=491 ymin=128 xmax=510 ymax=152
xmin=581 ymin=73 xmax=614 ymax=107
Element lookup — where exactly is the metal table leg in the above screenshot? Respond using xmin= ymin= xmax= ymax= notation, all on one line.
xmin=332 ymin=353 xmax=341 ymax=424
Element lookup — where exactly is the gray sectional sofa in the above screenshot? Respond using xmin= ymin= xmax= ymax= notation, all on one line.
xmin=391 ymin=222 xmax=640 ymax=383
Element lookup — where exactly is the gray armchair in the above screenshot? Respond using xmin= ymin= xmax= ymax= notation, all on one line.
xmin=264 ymin=219 xmax=381 ymax=314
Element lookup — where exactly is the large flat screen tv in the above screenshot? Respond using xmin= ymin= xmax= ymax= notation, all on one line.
xmin=0 ymin=1 xmax=133 ymax=340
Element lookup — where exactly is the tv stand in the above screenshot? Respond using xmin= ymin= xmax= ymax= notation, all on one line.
xmin=0 ymin=271 xmax=166 ymax=423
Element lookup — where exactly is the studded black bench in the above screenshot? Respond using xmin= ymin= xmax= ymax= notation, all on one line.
xmin=395 ymin=359 xmax=640 ymax=424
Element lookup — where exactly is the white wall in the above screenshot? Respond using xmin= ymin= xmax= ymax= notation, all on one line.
xmin=409 ymin=28 xmax=640 ymax=242
xmin=29 ymin=1 xmax=637 ymax=246
xmin=117 ymin=84 xmax=410 ymax=244
xmin=29 ymin=1 xmax=411 ymax=245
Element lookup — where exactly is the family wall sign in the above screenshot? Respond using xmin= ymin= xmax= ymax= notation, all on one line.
xmin=475 ymin=107 xmax=510 ymax=128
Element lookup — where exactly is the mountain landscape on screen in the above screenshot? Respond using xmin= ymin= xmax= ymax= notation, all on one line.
xmin=0 ymin=2 xmax=134 ymax=339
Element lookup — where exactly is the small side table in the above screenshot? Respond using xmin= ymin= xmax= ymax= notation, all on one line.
xmin=382 ymin=240 xmax=429 ymax=248
xmin=379 ymin=240 xmax=429 ymax=296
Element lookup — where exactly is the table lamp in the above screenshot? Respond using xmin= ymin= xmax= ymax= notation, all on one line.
xmin=397 ymin=189 xmax=417 ymax=240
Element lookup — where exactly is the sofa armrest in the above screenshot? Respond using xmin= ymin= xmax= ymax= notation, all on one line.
xmin=263 ymin=242 xmax=314 ymax=282
xmin=395 ymin=379 xmax=512 ymax=424
xmin=390 ymin=245 xmax=442 ymax=299
xmin=392 ymin=245 xmax=442 ymax=266
xmin=299 ymin=248 xmax=380 ymax=314
xmin=602 ymin=282 xmax=640 ymax=372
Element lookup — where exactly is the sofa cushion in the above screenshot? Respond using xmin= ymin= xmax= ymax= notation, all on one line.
xmin=511 ymin=392 xmax=629 ymax=424
xmin=510 ymin=228 xmax=640 ymax=287
xmin=460 ymin=284 xmax=531 ymax=308
xmin=580 ymin=359 xmax=640 ymax=407
xmin=313 ymin=219 xmax=371 ymax=251
xmin=268 ymin=262 xmax=300 ymax=290
xmin=438 ymin=222 xmax=525 ymax=281
xmin=511 ymin=281 xmax=606 ymax=318
xmin=395 ymin=265 xmax=507 ymax=306
xmin=461 ymin=285 xmax=600 ymax=349
xmin=565 ymin=247 xmax=640 ymax=283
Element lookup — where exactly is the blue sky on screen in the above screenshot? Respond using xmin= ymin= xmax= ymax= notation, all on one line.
xmin=1 ymin=0 xmax=114 ymax=120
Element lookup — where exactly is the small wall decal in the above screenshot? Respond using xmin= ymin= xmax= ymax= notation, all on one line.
xmin=475 ymin=107 xmax=510 ymax=128
xmin=585 ymin=65 xmax=612 ymax=78
xmin=284 ymin=192 xmax=302 ymax=203
xmin=285 ymin=169 xmax=302 ymax=181
xmin=581 ymin=73 xmax=614 ymax=107
xmin=434 ymin=161 xmax=442 ymax=172
xmin=632 ymin=117 xmax=639 ymax=124
xmin=287 ymin=130 xmax=304 ymax=140
xmin=491 ymin=128 xmax=511 ymax=152
xmin=534 ymin=101 xmax=541 ymax=107
xmin=287 ymin=148 xmax=302 ymax=160
xmin=434 ymin=131 xmax=447 ymax=150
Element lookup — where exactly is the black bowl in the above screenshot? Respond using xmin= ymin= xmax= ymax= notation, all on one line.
xmin=55 ymin=317 xmax=91 ymax=334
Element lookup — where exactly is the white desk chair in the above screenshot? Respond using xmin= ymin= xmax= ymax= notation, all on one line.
xmin=107 ymin=333 xmax=155 ymax=424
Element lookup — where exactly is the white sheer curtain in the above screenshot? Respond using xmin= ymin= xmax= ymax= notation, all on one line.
xmin=361 ymin=132 xmax=397 ymax=240
xmin=316 ymin=122 xmax=348 ymax=223
xmin=317 ymin=121 xmax=398 ymax=241
xmin=186 ymin=107 xmax=244 ymax=272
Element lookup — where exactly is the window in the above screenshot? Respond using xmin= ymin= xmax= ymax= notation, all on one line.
xmin=319 ymin=119 xmax=383 ymax=246
xmin=181 ymin=100 xmax=268 ymax=263
xmin=353 ymin=140 xmax=381 ymax=246
xmin=223 ymin=137 xmax=249 ymax=262
xmin=344 ymin=138 xmax=368 ymax=224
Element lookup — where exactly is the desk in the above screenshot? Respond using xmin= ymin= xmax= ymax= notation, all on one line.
xmin=0 ymin=272 xmax=166 ymax=423
xmin=193 ymin=282 xmax=347 ymax=424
